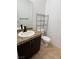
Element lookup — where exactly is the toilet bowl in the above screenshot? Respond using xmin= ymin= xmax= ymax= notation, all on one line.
xmin=41 ymin=36 xmax=51 ymax=46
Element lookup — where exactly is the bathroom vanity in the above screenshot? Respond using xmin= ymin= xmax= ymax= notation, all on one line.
xmin=17 ymin=30 xmax=42 ymax=59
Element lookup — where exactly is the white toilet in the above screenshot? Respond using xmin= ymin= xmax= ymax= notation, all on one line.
xmin=37 ymin=28 xmax=51 ymax=46
xmin=41 ymin=36 xmax=51 ymax=47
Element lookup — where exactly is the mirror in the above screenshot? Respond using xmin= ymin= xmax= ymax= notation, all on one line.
xmin=17 ymin=0 xmax=33 ymax=28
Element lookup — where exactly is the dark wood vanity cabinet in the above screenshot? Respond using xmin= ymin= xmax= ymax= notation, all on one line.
xmin=17 ymin=36 xmax=41 ymax=59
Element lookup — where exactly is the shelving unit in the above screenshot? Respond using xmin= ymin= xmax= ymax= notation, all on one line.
xmin=36 ymin=13 xmax=49 ymax=35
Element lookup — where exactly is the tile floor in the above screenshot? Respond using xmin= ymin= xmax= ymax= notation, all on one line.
xmin=31 ymin=43 xmax=61 ymax=59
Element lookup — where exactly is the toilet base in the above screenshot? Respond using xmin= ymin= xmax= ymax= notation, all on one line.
xmin=41 ymin=39 xmax=49 ymax=47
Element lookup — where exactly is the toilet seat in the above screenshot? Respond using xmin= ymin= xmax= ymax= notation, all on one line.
xmin=41 ymin=36 xmax=50 ymax=42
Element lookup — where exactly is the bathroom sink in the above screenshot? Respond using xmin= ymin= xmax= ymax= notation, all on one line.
xmin=18 ymin=30 xmax=35 ymax=37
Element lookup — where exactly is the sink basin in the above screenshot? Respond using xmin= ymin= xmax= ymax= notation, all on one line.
xmin=18 ymin=30 xmax=35 ymax=37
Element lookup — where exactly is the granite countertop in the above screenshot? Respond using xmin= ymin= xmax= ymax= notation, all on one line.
xmin=17 ymin=30 xmax=42 ymax=46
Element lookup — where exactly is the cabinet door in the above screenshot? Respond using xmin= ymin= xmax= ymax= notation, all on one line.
xmin=30 ymin=36 xmax=41 ymax=55
xmin=17 ymin=41 xmax=31 ymax=59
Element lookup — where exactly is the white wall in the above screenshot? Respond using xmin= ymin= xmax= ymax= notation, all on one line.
xmin=17 ymin=0 xmax=33 ymax=28
xmin=31 ymin=0 xmax=47 ymax=30
xmin=45 ymin=0 xmax=61 ymax=48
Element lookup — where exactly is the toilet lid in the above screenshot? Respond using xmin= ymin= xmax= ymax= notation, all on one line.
xmin=41 ymin=36 xmax=51 ymax=42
